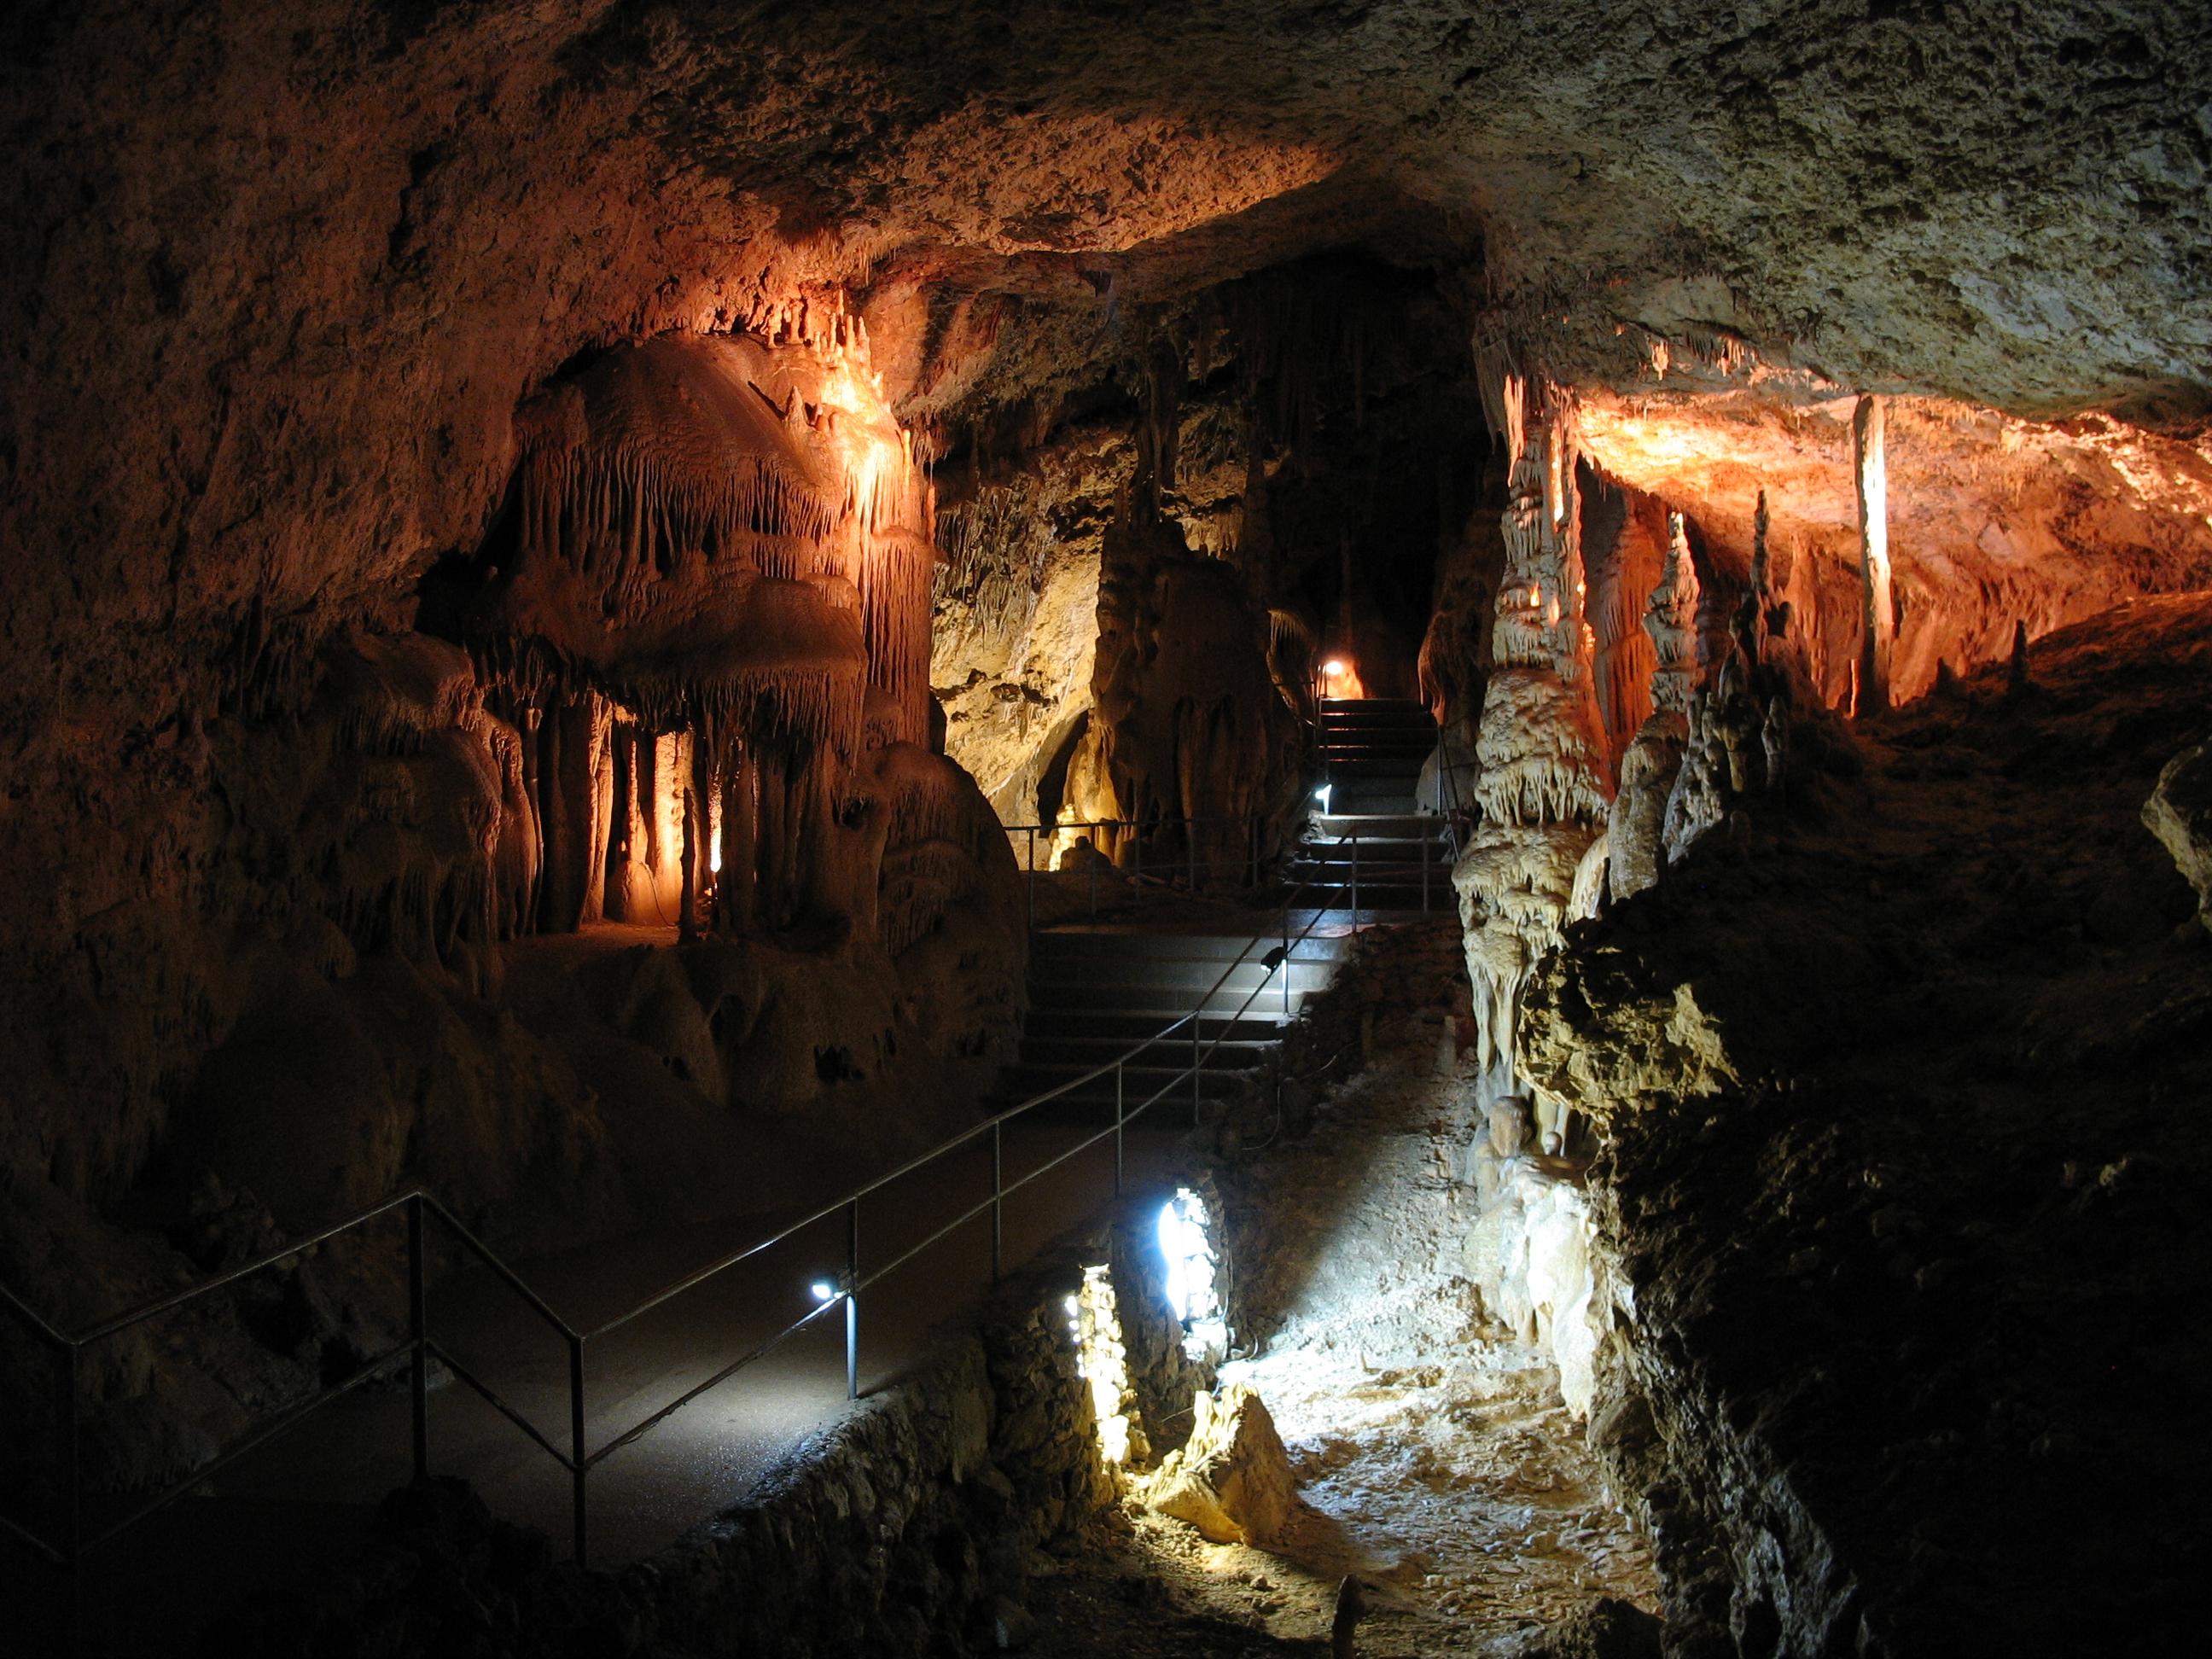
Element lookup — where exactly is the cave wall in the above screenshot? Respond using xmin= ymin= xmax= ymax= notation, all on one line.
xmin=5 ymin=3 xmax=2211 ymax=1642
xmin=1508 ymin=601 xmax=2212 ymax=1654
xmin=9 ymin=5 xmax=2204 ymax=1202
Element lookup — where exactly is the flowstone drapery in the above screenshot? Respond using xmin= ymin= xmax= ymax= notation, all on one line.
xmin=467 ymin=320 xmax=1012 ymax=955
xmin=1452 ymin=381 xmax=1614 ymax=1107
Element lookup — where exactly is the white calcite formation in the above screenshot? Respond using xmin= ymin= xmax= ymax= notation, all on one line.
xmin=1452 ymin=384 xmax=1614 ymax=1098
xmin=1464 ymin=1157 xmax=1602 ymax=1420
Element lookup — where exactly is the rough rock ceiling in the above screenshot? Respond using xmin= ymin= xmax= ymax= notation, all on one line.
xmin=630 ymin=0 xmax=2211 ymax=420
xmin=4 ymin=0 xmax=2208 ymax=732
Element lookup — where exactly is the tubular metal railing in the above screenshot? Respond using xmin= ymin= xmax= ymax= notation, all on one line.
xmin=0 ymin=856 xmax=1376 ymax=1617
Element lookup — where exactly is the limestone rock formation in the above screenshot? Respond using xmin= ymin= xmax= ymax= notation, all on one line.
xmin=1455 ymin=385 xmax=1614 ymax=1099
xmin=1517 ymin=600 xmax=2212 ymax=1655
xmin=2144 ymin=740 xmax=2212 ymax=933
xmin=1144 ymin=1383 xmax=1300 ymax=1546
xmin=1608 ymin=511 xmax=1701 ymax=899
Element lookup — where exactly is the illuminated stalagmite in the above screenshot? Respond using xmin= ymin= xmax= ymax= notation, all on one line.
xmin=1607 ymin=510 xmax=1701 ymax=899
xmin=1452 ymin=382 xmax=1614 ymax=1103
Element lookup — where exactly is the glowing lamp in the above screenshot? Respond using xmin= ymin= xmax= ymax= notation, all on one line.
xmin=809 ymin=1280 xmax=837 ymax=1302
xmin=1321 ymin=658 xmax=1348 ymax=678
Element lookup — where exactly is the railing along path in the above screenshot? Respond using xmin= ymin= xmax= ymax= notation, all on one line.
xmin=0 ymin=824 xmax=1447 ymax=1603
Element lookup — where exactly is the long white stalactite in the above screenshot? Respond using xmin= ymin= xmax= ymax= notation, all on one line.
xmin=1854 ymin=393 xmax=1893 ymax=717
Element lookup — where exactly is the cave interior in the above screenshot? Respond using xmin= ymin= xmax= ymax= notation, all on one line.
xmin=3 ymin=3 xmax=2210 ymax=1656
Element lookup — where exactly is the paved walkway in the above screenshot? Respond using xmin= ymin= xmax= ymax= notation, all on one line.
xmin=30 ymin=1113 xmax=1182 ymax=1653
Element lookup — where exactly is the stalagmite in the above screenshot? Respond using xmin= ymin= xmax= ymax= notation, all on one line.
xmin=1607 ymin=512 xmax=1700 ymax=899
xmin=2007 ymin=618 xmax=2032 ymax=701
xmin=1854 ymin=393 xmax=1893 ymax=717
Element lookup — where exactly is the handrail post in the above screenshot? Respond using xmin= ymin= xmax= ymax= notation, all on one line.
xmin=1115 ymin=1062 xmax=1125 ymax=1196
xmin=1089 ymin=826 xmax=1098 ymax=918
xmin=845 ymin=1200 xmax=860 ymax=1401
xmin=1132 ymin=827 xmax=1142 ymax=888
xmin=1025 ymin=827 xmax=1036 ymax=933
xmin=408 ymin=1195 xmax=428 ymax=1481
xmin=1282 ymin=903 xmax=1292 ymax=1016
xmin=1351 ymin=832 xmax=1360 ymax=920
xmin=990 ymin=1120 xmax=1004 ymax=1284
xmin=1185 ymin=819 xmax=1196 ymax=892
xmin=1421 ymin=829 xmax=1431 ymax=914
xmin=569 ymin=1336 xmax=588 ymax=1569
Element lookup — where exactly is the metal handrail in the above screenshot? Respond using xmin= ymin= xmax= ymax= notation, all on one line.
xmin=0 ymin=848 xmax=1374 ymax=1601
xmin=1001 ymin=812 xmax=1275 ymax=911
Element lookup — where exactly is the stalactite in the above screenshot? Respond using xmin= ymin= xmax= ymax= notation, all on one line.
xmin=471 ymin=323 xmax=944 ymax=946
xmin=1854 ymin=393 xmax=1894 ymax=716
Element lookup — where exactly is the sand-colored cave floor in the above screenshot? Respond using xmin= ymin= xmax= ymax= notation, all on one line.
xmin=1027 ymin=921 xmax=1656 ymax=1656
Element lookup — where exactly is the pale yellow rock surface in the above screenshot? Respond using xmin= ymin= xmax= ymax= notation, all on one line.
xmin=1144 ymin=1383 xmax=1301 ymax=1546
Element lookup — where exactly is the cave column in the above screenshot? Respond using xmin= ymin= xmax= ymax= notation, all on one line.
xmin=1452 ymin=377 xmax=1613 ymax=1117
xmin=1854 ymin=393 xmax=1893 ymax=716
xmin=678 ymin=730 xmax=699 ymax=946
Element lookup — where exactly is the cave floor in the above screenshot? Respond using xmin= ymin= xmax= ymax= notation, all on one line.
xmin=1028 ymin=920 xmax=1656 ymax=1656
xmin=46 ymin=1121 xmax=1185 ymax=1654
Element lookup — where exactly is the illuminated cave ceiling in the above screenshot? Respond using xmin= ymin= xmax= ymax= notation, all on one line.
xmin=4 ymin=0 xmax=2209 ymax=735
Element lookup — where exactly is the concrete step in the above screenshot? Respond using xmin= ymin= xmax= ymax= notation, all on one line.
xmin=1002 ymin=1058 xmax=1257 ymax=1095
xmin=1289 ymin=859 xmax=1441 ymax=882
xmin=1324 ymin=763 xmax=1431 ymax=782
xmin=1024 ymin=958 xmax=1336 ymax=993
xmin=1323 ymin=732 xmax=1432 ymax=750
xmin=1019 ymin=1009 xmax=1292 ymax=1044
xmin=1030 ymin=930 xmax=1348 ymax=963
xmin=1322 ymin=731 xmax=1436 ymax=749
xmin=1321 ymin=697 xmax=1428 ymax=715
xmin=1301 ymin=824 xmax=1443 ymax=844
xmin=1285 ymin=882 xmax=1449 ymax=910
xmin=1013 ymin=1033 xmax=1279 ymax=1067
xmin=1029 ymin=981 xmax=1313 ymax=1016
xmin=1324 ymin=752 xmax=1433 ymax=771
xmin=1320 ymin=721 xmax=1431 ymax=734
xmin=1324 ymin=788 xmax=1418 ymax=812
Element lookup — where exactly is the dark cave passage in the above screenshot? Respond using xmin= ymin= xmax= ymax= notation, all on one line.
xmin=4 ymin=5 xmax=2212 ymax=1657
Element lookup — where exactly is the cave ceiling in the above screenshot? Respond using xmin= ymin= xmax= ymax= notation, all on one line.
xmin=3 ymin=0 xmax=2209 ymax=728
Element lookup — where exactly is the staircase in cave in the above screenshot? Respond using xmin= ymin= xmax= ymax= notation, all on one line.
xmin=988 ymin=700 xmax=1448 ymax=1117
xmin=1289 ymin=696 xmax=1454 ymax=914
xmin=988 ymin=928 xmax=1348 ymax=1117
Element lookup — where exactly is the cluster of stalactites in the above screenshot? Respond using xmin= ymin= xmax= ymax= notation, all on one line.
xmin=500 ymin=329 xmax=934 ymax=754
xmin=476 ymin=324 xmax=949 ymax=945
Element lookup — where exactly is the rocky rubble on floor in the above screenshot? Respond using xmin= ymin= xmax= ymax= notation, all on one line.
xmin=1143 ymin=1382 xmax=1301 ymax=1546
